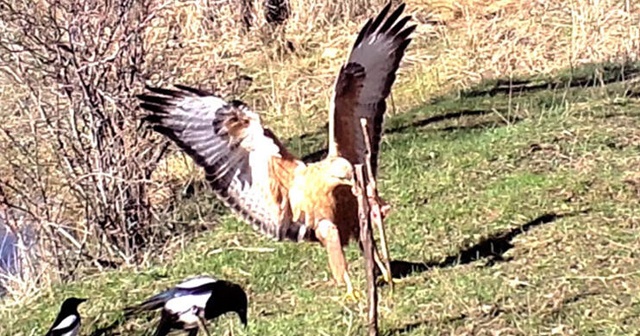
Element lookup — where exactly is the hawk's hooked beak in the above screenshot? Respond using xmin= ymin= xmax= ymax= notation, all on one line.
xmin=343 ymin=176 xmax=355 ymax=187
xmin=347 ymin=177 xmax=357 ymax=195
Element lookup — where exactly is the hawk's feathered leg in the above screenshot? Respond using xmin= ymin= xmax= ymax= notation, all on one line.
xmin=289 ymin=157 xmax=359 ymax=300
xmin=316 ymin=219 xmax=359 ymax=301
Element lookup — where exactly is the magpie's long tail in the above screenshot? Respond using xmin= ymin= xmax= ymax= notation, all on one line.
xmin=123 ymin=289 xmax=176 ymax=318
xmin=153 ymin=310 xmax=177 ymax=336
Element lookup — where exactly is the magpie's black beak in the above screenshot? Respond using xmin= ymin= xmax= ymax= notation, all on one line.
xmin=73 ymin=297 xmax=88 ymax=306
xmin=238 ymin=309 xmax=248 ymax=327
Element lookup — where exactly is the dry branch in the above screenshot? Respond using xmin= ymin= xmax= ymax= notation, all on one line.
xmin=360 ymin=118 xmax=393 ymax=290
xmin=352 ymin=115 xmax=400 ymax=335
xmin=354 ymin=164 xmax=378 ymax=336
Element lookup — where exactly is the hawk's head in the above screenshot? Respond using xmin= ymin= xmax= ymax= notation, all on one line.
xmin=325 ymin=157 xmax=355 ymax=188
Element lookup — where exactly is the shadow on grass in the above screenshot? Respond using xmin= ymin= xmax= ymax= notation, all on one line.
xmin=461 ymin=62 xmax=640 ymax=98
xmin=290 ymin=61 xmax=640 ymax=164
xmin=384 ymin=108 xmax=519 ymax=135
xmin=301 ymin=108 xmax=519 ymax=163
xmin=89 ymin=319 xmax=124 ymax=336
xmin=437 ymin=115 xmax=522 ymax=133
xmin=384 ymin=313 xmax=468 ymax=336
xmin=384 ymin=289 xmax=602 ymax=335
xmin=375 ymin=209 xmax=590 ymax=282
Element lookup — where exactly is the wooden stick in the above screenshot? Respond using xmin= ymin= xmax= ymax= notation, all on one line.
xmin=360 ymin=118 xmax=393 ymax=290
xmin=197 ymin=316 xmax=212 ymax=336
xmin=354 ymin=164 xmax=378 ymax=336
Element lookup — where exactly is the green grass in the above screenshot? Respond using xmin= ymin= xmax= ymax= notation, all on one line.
xmin=3 ymin=63 xmax=640 ymax=336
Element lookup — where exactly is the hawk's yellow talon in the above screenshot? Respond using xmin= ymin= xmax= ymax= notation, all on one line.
xmin=378 ymin=275 xmax=402 ymax=285
xmin=380 ymin=267 xmax=393 ymax=285
xmin=343 ymin=289 xmax=361 ymax=302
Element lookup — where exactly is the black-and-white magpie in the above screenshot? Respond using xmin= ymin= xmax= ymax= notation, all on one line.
xmin=124 ymin=276 xmax=248 ymax=336
xmin=44 ymin=297 xmax=87 ymax=336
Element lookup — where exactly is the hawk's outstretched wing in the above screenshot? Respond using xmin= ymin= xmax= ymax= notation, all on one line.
xmin=139 ymin=85 xmax=311 ymax=242
xmin=328 ymin=2 xmax=416 ymax=176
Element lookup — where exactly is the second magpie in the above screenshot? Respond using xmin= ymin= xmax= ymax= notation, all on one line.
xmin=44 ymin=297 xmax=87 ymax=336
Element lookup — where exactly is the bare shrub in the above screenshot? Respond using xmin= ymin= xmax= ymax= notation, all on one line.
xmin=0 ymin=0 xmax=168 ymax=287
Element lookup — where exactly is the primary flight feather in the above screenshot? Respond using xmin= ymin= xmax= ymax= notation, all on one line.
xmin=138 ymin=2 xmax=416 ymax=299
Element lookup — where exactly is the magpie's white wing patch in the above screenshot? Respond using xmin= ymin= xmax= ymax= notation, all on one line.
xmin=176 ymin=276 xmax=217 ymax=289
xmin=52 ymin=315 xmax=77 ymax=330
xmin=61 ymin=326 xmax=81 ymax=336
xmin=165 ymin=292 xmax=211 ymax=313
xmin=165 ymin=292 xmax=212 ymax=326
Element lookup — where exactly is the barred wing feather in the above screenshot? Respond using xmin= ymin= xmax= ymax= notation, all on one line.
xmin=139 ymin=85 xmax=309 ymax=242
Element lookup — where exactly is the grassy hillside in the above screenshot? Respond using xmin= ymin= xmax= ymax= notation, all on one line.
xmin=0 ymin=0 xmax=638 ymax=334
xmin=3 ymin=63 xmax=639 ymax=335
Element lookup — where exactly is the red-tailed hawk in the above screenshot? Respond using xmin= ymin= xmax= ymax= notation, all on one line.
xmin=138 ymin=2 xmax=415 ymax=300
